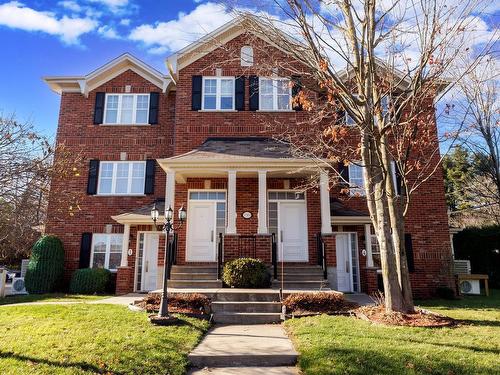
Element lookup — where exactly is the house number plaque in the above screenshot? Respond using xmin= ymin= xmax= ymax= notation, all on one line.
xmin=242 ymin=211 xmax=252 ymax=219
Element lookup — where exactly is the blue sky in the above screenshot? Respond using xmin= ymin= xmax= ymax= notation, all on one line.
xmin=0 ymin=1 xmax=497 ymax=140
xmin=0 ymin=1 xmax=235 ymax=138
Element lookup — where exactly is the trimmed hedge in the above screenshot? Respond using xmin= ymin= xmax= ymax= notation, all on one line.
xmin=25 ymin=235 xmax=65 ymax=294
xmin=454 ymin=225 xmax=500 ymax=288
xmin=222 ymin=258 xmax=271 ymax=288
xmin=69 ymin=268 xmax=112 ymax=295
xmin=283 ymin=292 xmax=357 ymax=313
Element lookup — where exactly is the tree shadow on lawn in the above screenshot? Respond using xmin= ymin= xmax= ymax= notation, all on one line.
xmin=0 ymin=350 xmax=108 ymax=374
xmin=298 ymin=345 xmax=497 ymax=375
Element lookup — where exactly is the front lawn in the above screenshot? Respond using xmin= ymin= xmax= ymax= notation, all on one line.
xmin=285 ymin=290 xmax=500 ymax=375
xmin=0 ymin=293 xmax=108 ymax=306
xmin=0 ymin=304 xmax=209 ymax=374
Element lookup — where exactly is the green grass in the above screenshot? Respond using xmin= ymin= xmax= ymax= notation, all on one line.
xmin=285 ymin=290 xmax=500 ymax=375
xmin=0 ymin=293 xmax=108 ymax=306
xmin=0 ymin=304 xmax=209 ymax=374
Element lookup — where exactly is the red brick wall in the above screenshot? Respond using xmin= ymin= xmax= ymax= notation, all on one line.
xmin=45 ymin=70 xmax=174 ymax=286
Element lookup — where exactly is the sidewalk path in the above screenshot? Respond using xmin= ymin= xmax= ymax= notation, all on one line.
xmin=188 ymin=324 xmax=298 ymax=374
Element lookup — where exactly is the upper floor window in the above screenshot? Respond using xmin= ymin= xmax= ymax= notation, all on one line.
xmin=91 ymin=233 xmax=123 ymax=271
xmin=202 ymin=77 xmax=235 ymax=110
xmin=104 ymin=94 xmax=149 ymax=124
xmin=98 ymin=161 xmax=146 ymax=195
xmin=241 ymin=46 xmax=254 ymax=66
xmin=348 ymin=163 xmax=365 ymax=196
xmin=259 ymin=78 xmax=291 ymax=111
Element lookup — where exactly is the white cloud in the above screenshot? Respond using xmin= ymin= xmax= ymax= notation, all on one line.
xmin=88 ymin=0 xmax=129 ymax=11
xmin=58 ymin=0 xmax=82 ymax=12
xmin=98 ymin=24 xmax=120 ymax=39
xmin=0 ymin=1 xmax=97 ymax=44
xmin=129 ymin=2 xmax=233 ymax=54
xmin=119 ymin=18 xmax=131 ymax=26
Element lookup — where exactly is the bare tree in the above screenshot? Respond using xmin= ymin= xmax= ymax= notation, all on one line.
xmin=224 ymin=0 xmax=497 ymax=312
xmin=0 ymin=115 xmax=82 ymax=266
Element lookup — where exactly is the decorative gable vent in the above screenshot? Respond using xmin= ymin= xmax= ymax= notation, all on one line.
xmin=241 ymin=46 xmax=254 ymax=66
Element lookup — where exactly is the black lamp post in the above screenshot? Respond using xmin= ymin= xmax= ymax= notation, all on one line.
xmin=150 ymin=201 xmax=186 ymax=323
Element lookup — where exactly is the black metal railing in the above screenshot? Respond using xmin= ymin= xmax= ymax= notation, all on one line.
xmin=271 ymin=233 xmax=278 ymax=280
xmin=166 ymin=232 xmax=178 ymax=280
xmin=316 ymin=232 xmax=328 ymax=280
xmin=217 ymin=233 xmax=223 ymax=280
xmin=238 ymin=235 xmax=257 ymax=258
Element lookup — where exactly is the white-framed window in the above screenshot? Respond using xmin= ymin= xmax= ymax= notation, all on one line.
xmin=91 ymin=233 xmax=123 ymax=271
xmin=241 ymin=46 xmax=254 ymax=66
xmin=98 ymin=161 xmax=146 ymax=195
xmin=259 ymin=77 xmax=291 ymax=111
xmin=202 ymin=77 xmax=235 ymax=110
xmin=104 ymin=94 xmax=149 ymax=124
xmin=348 ymin=163 xmax=365 ymax=196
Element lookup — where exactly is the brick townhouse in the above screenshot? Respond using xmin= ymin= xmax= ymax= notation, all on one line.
xmin=43 ymin=17 xmax=454 ymax=297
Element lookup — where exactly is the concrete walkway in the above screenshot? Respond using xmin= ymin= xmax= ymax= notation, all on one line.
xmin=188 ymin=324 xmax=298 ymax=374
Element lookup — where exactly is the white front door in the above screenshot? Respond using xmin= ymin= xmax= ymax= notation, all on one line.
xmin=142 ymin=233 xmax=159 ymax=291
xmin=336 ymin=233 xmax=353 ymax=292
xmin=187 ymin=201 xmax=216 ymax=261
xmin=279 ymin=202 xmax=308 ymax=261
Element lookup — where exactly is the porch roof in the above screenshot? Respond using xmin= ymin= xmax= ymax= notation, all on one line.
xmin=111 ymin=200 xmax=164 ymax=225
xmin=330 ymin=198 xmax=371 ymax=224
xmin=157 ymin=137 xmax=321 ymax=182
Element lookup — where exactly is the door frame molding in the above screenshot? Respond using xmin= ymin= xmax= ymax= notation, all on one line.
xmin=334 ymin=231 xmax=360 ymax=292
xmin=186 ymin=189 xmax=227 ymax=262
xmin=134 ymin=231 xmax=161 ymax=292
xmin=268 ymin=190 xmax=309 ymax=262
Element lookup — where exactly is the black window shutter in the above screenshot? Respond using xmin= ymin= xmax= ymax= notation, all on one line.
xmin=405 ymin=233 xmax=415 ymax=272
xmin=235 ymin=76 xmax=245 ymax=111
xmin=149 ymin=92 xmax=160 ymax=124
xmin=338 ymin=162 xmax=349 ymax=185
xmin=87 ymin=159 xmax=100 ymax=195
xmin=394 ymin=163 xmax=402 ymax=196
xmin=192 ymin=75 xmax=202 ymax=110
xmin=79 ymin=232 xmax=92 ymax=268
xmin=291 ymin=75 xmax=303 ymax=111
xmin=144 ymin=159 xmax=155 ymax=195
xmin=249 ymin=75 xmax=259 ymax=111
xmin=93 ymin=92 xmax=105 ymax=125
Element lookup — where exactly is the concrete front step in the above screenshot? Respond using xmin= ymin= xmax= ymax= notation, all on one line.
xmin=170 ymin=272 xmax=218 ymax=280
xmin=213 ymin=312 xmax=282 ymax=324
xmin=211 ymin=301 xmax=281 ymax=313
xmin=274 ymin=274 xmax=326 ymax=281
xmin=214 ymin=290 xmax=280 ymax=302
xmin=272 ymin=280 xmax=330 ymax=289
xmin=168 ymin=280 xmax=222 ymax=288
xmin=170 ymin=265 xmax=218 ymax=273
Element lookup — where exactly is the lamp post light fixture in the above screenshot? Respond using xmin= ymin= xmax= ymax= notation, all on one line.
xmin=149 ymin=201 xmax=187 ymax=325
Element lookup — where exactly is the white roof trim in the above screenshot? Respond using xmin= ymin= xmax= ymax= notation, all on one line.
xmin=44 ymin=53 xmax=171 ymax=96
xmin=111 ymin=213 xmax=164 ymax=225
xmin=331 ymin=215 xmax=371 ymax=224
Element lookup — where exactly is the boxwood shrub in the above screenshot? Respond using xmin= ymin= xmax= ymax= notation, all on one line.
xmin=222 ymin=258 xmax=271 ymax=288
xmin=25 ymin=235 xmax=65 ymax=294
xmin=69 ymin=268 xmax=112 ymax=295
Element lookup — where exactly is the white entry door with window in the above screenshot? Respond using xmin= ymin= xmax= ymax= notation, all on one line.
xmin=141 ymin=233 xmax=159 ymax=292
xmin=268 ymin=191 xmax=308 ymax=262
xmin=187 ymin=191 xmax=226 ymax=262
xmin=335 ymin=233 xmax=360 ymax=292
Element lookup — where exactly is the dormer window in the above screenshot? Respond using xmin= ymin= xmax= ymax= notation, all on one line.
xmin=104 ymin=93 xmax=150 ymax=125
xmin=202 ymin=77 xmax=235 ymax=110
xmin=241 ymin=46 xmax=254 ymax=66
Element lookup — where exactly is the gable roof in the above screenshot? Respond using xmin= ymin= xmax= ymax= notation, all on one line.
xmin=44 ymin=53 xmax=172 ymax=96
xmin=166 ymin=16 xmax=302 ymax=79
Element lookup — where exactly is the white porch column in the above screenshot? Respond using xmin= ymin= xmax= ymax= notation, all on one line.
xmin=227 ymin=170 xmax=237 ymax=234
xmin=320 ymin=170 xmax=332 ymax=234
xmin=165 ymin=170 xmax=176 ymax=212
xmin=120 ymin=224 xmax=130 ymax=267
xmin=365 ymin=223 xmax=374 ymax=267
xmin=257 ymin=170 xmax=268 ymax=234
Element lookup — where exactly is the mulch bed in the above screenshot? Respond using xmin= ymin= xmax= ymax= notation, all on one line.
xmin=354 ymin=305 xmax=457 ymax=327
xmin=132 ymin=292 xmax=210 ymax=318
